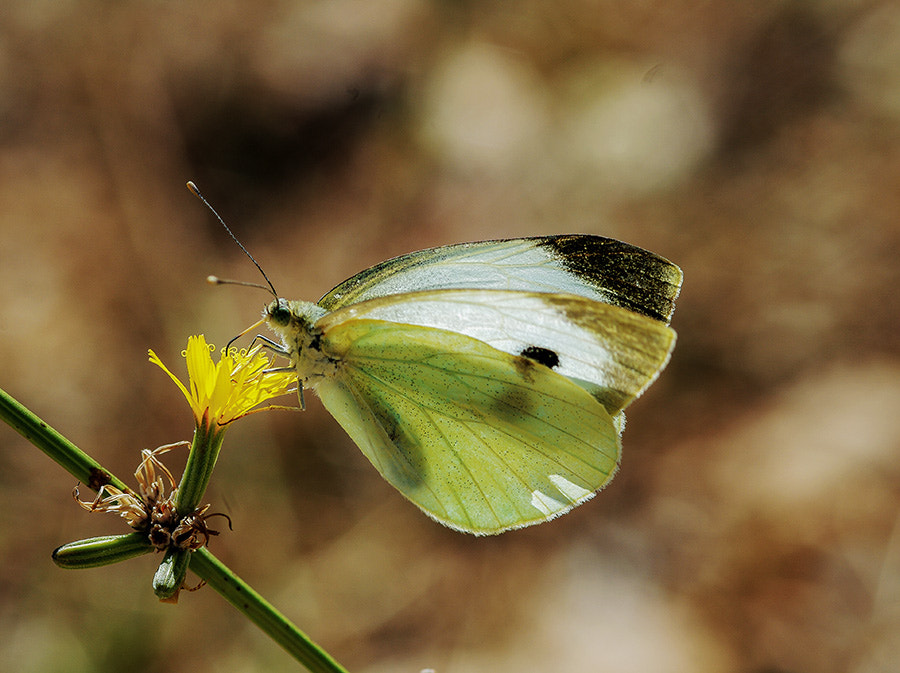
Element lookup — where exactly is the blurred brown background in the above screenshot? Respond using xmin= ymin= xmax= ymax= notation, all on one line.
xmin=2 ymin=2 xmax=899 ymax=672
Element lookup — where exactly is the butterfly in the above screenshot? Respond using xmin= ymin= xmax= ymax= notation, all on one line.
xmin=242 ymin=235 xmax=682 ymax=535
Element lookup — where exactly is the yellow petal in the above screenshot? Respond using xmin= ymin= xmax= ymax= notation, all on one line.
xmin=148 ymin=349 xmax=197 ymax=419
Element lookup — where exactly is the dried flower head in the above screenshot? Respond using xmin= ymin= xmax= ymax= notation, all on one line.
xmin=75 ymin=442 xmax=229 ymax=552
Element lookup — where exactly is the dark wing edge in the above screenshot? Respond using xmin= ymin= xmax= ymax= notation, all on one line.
xmin=538 ymin=236 xmax=683 ymax=325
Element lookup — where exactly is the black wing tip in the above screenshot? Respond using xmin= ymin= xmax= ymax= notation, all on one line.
xmin=538 ymin=235 xmax=682 ymax=323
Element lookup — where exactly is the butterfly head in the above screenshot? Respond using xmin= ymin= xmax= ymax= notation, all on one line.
xmin=265 ymin=297 xmax=293 ymax=328
xmin=263 ymin=298 xmax=327 ymax=338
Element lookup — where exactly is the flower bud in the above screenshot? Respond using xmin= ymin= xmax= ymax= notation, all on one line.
xmin=52 ymin=533 xmax=152 ymax=569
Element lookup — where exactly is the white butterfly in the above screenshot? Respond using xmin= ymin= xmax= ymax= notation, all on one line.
xmin=247 ymin=235 xmax=681 ymax=534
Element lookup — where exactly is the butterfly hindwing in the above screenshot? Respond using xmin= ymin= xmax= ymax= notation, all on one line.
xmin=313 ymin=319 xmax=621 ymax=534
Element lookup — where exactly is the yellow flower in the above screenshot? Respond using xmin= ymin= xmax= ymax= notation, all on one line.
xmin=149 ymin=335 xmax=297 ymax=428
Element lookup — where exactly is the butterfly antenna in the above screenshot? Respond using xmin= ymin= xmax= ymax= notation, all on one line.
xmin=206 ymin=275 xmax=273 ymax=292
xmin=187 ymin=181 xmax=278 ymax=298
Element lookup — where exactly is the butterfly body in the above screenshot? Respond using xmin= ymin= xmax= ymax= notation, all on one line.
xmin=260 ymin=236 xmax=682 ymax=534
xmin=265 ymin=299 xmax=332 ymax=388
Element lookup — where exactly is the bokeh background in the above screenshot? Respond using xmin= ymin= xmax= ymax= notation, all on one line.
xmin=2 ymin=1 xmax=900 ymax=672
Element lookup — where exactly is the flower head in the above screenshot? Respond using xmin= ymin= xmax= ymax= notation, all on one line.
xmin=149 ymin=335 xmax=297 ymax=428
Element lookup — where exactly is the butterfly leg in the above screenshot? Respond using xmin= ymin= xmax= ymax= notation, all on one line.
xmin=227 ymin=333 xmax=289 ymax=354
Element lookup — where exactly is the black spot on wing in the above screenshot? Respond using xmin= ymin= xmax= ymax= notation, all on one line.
xmin=519 ymin=345 xmax=560 ymax=369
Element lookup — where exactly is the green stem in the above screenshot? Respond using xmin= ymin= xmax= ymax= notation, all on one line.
xmin=0 ymin=386 xmax=128 ymax=493
xmin=158 ymin=414 xmax=225 ymax=596
xmin=190 ymin=548 xmax=348 ymax=673
xmin=175 ymin=417 xmax=225 ymax=517
xmin=0 ymin=385 xmax=349 ymax=673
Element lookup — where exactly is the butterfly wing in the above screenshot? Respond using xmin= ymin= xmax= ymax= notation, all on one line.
xmin=314 ymin=318 xmax=621 ymax=534
xmin=318 ymin=235 xmax=683 ymax=325
xmin=316 ymin=289 xmax=676 ymax=415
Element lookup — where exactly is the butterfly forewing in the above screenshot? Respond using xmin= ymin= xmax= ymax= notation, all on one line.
xmin=318 ymin=236 xmax=682 ymax=324
xmin=316 ymin=289 xmax=676 ymax=415
xmin=314 ymin=319 xmax=621 ymax=534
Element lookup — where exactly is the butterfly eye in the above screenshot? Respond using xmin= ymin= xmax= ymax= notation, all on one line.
xmin=266 ymin=299 xmax=292 ymax=326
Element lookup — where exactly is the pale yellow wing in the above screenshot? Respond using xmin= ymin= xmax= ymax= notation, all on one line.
xmin=313 ymin=319 xmax=621 ymax=534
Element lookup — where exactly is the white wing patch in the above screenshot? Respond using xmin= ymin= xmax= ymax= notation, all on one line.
xmin=531 ymin=490 xmax=566 ymax=517
xmin=324 ymin=240 xmax=616 ymax=303
xmin=530 ymin=475 xmax=594 ymax=518
xmin=548 ymin=474 xmax=593 ymax=501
